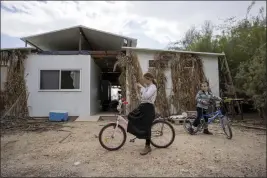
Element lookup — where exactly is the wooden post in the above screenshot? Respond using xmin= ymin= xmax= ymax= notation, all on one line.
xmin=25 ymin=41 xmax=28 ymax=47
xmin=222 ymin=52 xmax=241 ymax=116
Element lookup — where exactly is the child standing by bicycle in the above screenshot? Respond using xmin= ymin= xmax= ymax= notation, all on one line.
xmin=189 ymin=81 xmax=221 ymax=135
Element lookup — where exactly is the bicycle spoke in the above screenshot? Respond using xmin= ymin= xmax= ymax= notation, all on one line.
xmin=151 ymin=122 xmax=173 ymax=146
xmin=102 ymin=126 xmax=124 ymax=148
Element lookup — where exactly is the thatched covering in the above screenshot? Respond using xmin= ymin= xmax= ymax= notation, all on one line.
xmin=114 ymin=52 xmax=143 ymax=112
xmin=170 ymin=53 xmax=206 ymax=112
xmin=0 ymin=50 xmax=29 ymax=119
xmin=114 ymin=51 xmax=207 ymax=115
xmin=148 ymin=53 xmax=169 ymax=117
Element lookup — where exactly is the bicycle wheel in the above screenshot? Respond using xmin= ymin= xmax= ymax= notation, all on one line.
xmin=98 ymin=123 xmax=127 ymax=151
xmin=150 ymin=120 xmax=175 ymax=148
xmin=183 ymin=116 xmax=199 ymax=135
xmin=221 ymin=116 xmax=233 ymax=139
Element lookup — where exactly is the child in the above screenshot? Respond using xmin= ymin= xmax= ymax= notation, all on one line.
xmin=189 ymin=81 xmax=221 ymax=135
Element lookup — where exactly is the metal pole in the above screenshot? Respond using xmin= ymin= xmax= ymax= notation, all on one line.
xmin=79 ymin=32 xmax=82 ymax=52
xmin=265 ymin=44 xmax=267 ymax=120
xmin=0 ymin=60 xmax=1 ymax=91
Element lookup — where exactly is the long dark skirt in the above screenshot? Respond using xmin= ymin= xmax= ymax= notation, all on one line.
xmin=127 ymin=103 xmax=155 ymax=139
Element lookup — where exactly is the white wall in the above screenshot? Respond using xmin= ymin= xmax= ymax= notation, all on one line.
xmin=135 ymin=51 xmax=220 ymax=112
xmin=25 ymin=54 xmax=91 ymax=117
xmin=89 ymin=57 xmax=101 ymax=115
xmin=201 ymin=55 xmax=220 ymax=96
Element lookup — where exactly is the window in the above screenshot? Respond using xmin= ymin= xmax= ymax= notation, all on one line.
xmin=40 ymin=70 xmax=81 ymax=90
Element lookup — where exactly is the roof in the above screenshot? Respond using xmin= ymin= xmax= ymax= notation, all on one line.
xmin=20 ymin=25 xmax=137 ymax=51
xmin=0 ymin=47 xmax=37 ymax=52
xmin=122 ymin=47 xmax=225 ymax=57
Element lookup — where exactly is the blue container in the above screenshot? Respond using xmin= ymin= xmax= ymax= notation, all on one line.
xmin=49 ymin=110 xmax=68 ymax=122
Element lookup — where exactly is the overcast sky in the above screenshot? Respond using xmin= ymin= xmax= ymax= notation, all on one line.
xmin=1 ymin=1 xmax=266 ymax=49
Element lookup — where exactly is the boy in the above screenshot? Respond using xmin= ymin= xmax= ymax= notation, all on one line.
xmin=189 ymin=81 xmax=221 ymax=135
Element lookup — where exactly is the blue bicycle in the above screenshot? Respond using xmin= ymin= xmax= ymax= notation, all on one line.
xmin=183 ymin=101 xmax=233 ymax=139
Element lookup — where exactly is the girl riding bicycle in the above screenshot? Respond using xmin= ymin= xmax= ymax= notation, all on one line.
xmin=127 ymin=72 xmax=157 ymax=155
xmin=188 ymin=81 xmax=221 ymax=135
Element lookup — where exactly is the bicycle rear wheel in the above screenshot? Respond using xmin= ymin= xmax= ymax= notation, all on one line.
xmin=99 ymin=123 xmax=127 ymax=151
xmin=221 ymin=116 xmax=233 ymax=139
xmin=150 ymin=120 xmax=175 ymax=148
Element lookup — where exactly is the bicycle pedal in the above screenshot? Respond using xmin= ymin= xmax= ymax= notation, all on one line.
xmin=129 ymin=139 xmax=135 ymax=143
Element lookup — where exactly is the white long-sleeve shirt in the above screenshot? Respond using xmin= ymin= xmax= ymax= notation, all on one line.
xmin=140 ymin=84 xmax=157 ymax=104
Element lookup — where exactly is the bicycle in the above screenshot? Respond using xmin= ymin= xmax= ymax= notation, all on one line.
xmin=183 ymin=101 xmax=233 ymax=139
xmin=98 ymin=98 xmax=176 ymax=151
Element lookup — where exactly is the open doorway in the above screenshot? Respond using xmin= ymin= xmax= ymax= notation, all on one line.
xmin=91 ymin=51 xmax=125 ymax=115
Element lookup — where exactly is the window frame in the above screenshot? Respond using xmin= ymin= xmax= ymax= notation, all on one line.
xmin=38 ymin=69 xmax=82 ymax=92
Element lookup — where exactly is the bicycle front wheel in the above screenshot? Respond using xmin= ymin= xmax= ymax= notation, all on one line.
xmin=221 ymin=116 xmax=233 ymax=139
xmin=150 ymin=120 xmax=175 ymax=148
xmin=98 ymin=123 xmax=127 ymax=151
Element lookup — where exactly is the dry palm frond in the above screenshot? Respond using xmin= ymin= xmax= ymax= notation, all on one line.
xmin=0 ymin=50 xmax=29 ymax=119
xmin=115 ymin=52 xmax=143 ymax=111
xmin=170 ymin=53 xmax=181 ymax=113
xmin=170 ymin=53 xmax=206 ymax=112
xmin=114 ymin=51 xmax=206 ymax=114
xmin=152 ymin=53 xmax=169 ymax=117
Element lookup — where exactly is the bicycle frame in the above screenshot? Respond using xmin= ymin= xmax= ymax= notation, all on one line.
xmin=115 ymin=114 xmax=128 ymax=130
xmin=110 ymin=98 xmax=167 ymax=139
xmin=202 ymin=109 xmax=222 ymax=124
xmin=199 ymin=106 xmax=228 ymax=129
xmin=112 ymin=110 xmax=166 ymax=139
xmin=110 ymin=98 xmax=128 ymax=138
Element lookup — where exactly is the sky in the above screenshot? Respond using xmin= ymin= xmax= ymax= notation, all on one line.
xmin=1 ymin=1 xmax=266 ymax=49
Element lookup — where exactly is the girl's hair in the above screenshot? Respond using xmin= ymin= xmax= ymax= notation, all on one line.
xmin=143 ymin=72 xmax=157 ymax=87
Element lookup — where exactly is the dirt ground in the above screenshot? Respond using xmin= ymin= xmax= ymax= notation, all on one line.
xmin=1 ymin=121 xmax=266 ymax=177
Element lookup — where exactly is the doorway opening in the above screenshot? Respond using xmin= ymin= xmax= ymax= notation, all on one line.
xmin=91 ymin=51 xmax=125 ymax=116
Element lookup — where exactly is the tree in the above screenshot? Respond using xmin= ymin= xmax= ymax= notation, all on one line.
xmin=168 ymin=1 xmax=267 ymax=119
xmin=235 ymin=46 xmax=266 ymax=120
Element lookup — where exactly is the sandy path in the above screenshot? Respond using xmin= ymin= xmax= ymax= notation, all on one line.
xmin=1 ymin=121 xmax=266 ymax=177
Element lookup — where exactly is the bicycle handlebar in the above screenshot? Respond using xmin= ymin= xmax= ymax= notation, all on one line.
xmin=117 ymin=97 xmax=129 ymax=114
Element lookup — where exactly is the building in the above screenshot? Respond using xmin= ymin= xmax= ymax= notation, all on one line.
xmin=0 ymin=25 xmax=224 ymax=120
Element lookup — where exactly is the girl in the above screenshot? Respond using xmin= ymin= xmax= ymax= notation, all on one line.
xmin=189 ymin=81 xmax=221 ymax=135
xmin=127 ymin=72 xmax=157 ymax=155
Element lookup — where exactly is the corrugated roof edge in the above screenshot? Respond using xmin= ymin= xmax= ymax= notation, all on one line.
xmin=0 ymin=47 xmax=37 ymax=51
xmin=122 ymin=47 xmax=225 ymax=57
xmin=20 ymin=25 xmax=137 ymax=42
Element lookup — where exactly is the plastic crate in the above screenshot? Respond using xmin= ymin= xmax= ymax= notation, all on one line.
xmin=49 ymin=110 xmax=68 ymax=122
